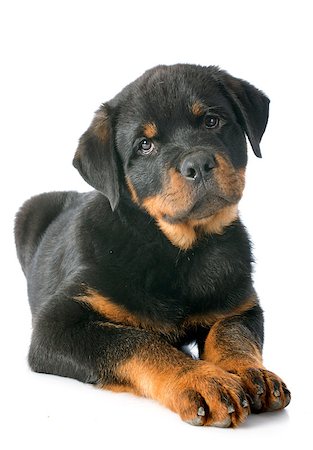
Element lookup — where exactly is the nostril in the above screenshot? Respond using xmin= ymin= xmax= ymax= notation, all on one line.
xmin=204 ymin=156 xmax=216 ymax=173
xmin=180 ymin=159 xmax=199 ymax=180
xmin=204 ymin=163 xmax=211 ymax=173
xmin=186 ymin=166 xmax=197 ymax=179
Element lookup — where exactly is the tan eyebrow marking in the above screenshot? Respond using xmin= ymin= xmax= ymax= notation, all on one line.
xmin=191 ymin=101 xmax=205 ymax=117
xmin=143 ymin=122 xmax=158 ymax=139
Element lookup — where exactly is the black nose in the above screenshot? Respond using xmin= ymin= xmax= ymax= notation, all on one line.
xmin=179 ymin=152 xmax=216 ymax=181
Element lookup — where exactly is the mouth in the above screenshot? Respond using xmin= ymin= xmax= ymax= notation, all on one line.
xmin=162 ymin=193 xmax=231 ymax=224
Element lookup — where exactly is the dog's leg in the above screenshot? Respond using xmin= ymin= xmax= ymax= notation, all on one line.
xmin=29 ymin=297 xmax=250 ymax=427
xmin=200 ymin=304 xmax=291 ymax=412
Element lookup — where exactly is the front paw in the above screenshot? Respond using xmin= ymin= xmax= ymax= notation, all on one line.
xmin=167 ymin=363 xmax=250 ymax=427
xmin=237 ymin=368 xmax=291 ymax=413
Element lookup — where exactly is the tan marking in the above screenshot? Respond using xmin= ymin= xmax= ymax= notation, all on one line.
xmin=111 ymin=345 xmax=247 ymax=426
xmin=141 ymin=168 xmax=197 ymax=249
xmin=103 ymin=384 xmax=140 ymax=396
xmin=77 ymin=289 xmax=178 ymax=336
xmin=142 ymin=168 xmax=194 ymax=220
xmin=192 ymin=204 xmax=239 ymax=236
xmin=144 ymin=204 xmax=238 ymax=250
xmin=142 ymin=156 xmax=244 ymax=225
xmin=202 ymin=295 xmax=264 ymax=370
xmin=185 ymin=294 xmax=258 ymax=329
xmin=191 ymin=101 xmax=205 ymax=117
xmin=78 ymin=289 xmax=141 ymax=327
xmin=77 ymin=289 xmax=257 ymax=347
xmin=143 ymin=122 xmax=158 ymax=139
xmin=157 ymin=220 xmax=197 ymax=250
xmin=214 ymin=154 xmax=246 ymax=201
xmin=92 ymin=110 xmax=110 ymax=142
xmin=115 ymin=350 xmax=194 ymax=402
xmin=204 ymin=328 xmax=264 ymax=371
xmin=140 ymin=154 xmax=245 ymax=249
xmin=125 ymin=176 xmax=140 ymax=204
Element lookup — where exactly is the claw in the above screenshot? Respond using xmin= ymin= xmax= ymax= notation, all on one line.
xmin=282 ymin=387 xmax=291 ymax=406
xmin=252 ymin=395 xmax=263 ymax=411
xmin=212 ymin=416 xmax=232 ymax=428
xmin=186 ymin=416 xmax=204 ymax=426
xmin=272 ymin=380 xmax=281 ymax=397
xmin=256 ymin=385 xmax=264 ymax=395
xmin=227 ymin=404 xmax=235 ymax=414
xmin=246 ymin=393 xmax=254 ymax=406
xmin=197 ymin=406 xmax=206 ymax=417
xmin=273 ymin=389 xmax=281 ymax=397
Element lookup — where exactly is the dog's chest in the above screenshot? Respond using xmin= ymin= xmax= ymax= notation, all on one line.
xmin=125 ymin=236 xmax=240 ymax=314
xmin=93 ymin=220 xmax=251 ymax=327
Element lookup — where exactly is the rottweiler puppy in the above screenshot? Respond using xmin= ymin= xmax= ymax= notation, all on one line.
xmin=15 ymin=64 xmax=290 ymax=427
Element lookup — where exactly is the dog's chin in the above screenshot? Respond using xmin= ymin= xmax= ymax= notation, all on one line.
xmin=162 ymin=195 xmax=230 ymax=224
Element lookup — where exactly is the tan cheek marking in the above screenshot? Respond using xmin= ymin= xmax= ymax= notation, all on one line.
xmin=125 ymin=176 xmax=140 ymax=205
xmin=143 ymin=122 xmax=158 ymax=139
xmin=141 ymin=168 xmax=197 ymax=249
xmin=142 ymin=168 xmax=194 ymax=219
xmin=214 ymin=154 xmax=246 ymax=200
xmin=167 ymin=169 xmax=194 ymax=213
xmin=142 ymin=194 xmax=168 ymax=218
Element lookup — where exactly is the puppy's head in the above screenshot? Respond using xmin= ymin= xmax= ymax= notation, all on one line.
xmin=73 ymin=64 xmax=269 ymax=249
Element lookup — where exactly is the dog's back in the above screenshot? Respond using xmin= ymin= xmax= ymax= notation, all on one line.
xmin=14 ymin=191 xmax=79 ymax=275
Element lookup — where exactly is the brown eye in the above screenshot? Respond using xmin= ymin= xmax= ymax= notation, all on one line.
xmin=204 ymin=115 xmax=219 ymax=129
xmin=138 ymin=139 xmax=155 ymax=155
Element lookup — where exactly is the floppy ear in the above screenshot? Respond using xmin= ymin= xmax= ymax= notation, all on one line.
xmin=215 ymin=70 xmax=270 ymax=158
xmin=73 ymin=104 xmax=120 ymax=210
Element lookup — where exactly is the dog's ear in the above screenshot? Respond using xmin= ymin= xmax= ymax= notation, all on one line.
xmin=73 ymin=104 xmax=120 ymax=210
xmin=215 ymin=70 xmax=270 ymax=158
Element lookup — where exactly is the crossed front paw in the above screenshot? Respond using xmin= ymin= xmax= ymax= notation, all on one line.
xmin=234 ymin=367 xmax=291 ymax=413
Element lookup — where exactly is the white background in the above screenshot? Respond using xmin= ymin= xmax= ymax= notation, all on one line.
xmin=1 ymin=0 xmax=312 ymax=448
